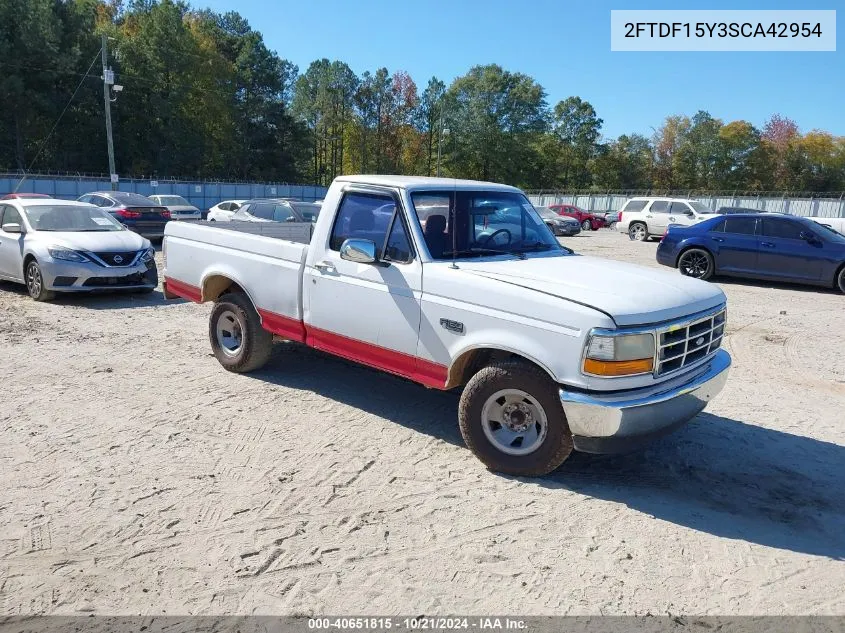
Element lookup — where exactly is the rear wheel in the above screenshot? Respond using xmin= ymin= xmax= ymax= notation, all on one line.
xmin=458 ymin=360 xmax=573 ymax=476
xmin=836 ymin=266 xmax=845 ymax=294
xmin=209 ymin=291 xmax=273 ymax=372
xmin=581 ymin=219 xmax=591 ymax=231
xmin=678 ymin=248 xmax=714 ymax=280
xmin=628 ymin=222 xmax=647 ymax=241
xmin=25 ymin=260 xmax=55 ymax=302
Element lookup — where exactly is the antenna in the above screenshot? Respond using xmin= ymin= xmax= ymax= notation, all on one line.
xmin=450 ymin=178 xmax=458 ymax=269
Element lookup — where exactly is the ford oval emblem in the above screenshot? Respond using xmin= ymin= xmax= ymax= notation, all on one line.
xmin=113 ymin=255 xmax=123 ymax=264
xmin=695 ymin=336 xmax=705 ymax=346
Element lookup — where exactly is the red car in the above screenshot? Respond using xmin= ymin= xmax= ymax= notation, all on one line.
xmin=549 ymin=204 xmax=605 ymax=231
xmin=1 ymin=193 xmax=52 ymax=200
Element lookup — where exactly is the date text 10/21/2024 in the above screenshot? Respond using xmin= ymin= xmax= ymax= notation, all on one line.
xmin=307 ymin=618 xmax=527 ymax=630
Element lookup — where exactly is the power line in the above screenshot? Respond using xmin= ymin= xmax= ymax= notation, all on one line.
xmin=14 ymin=47 xmax=103 ymax=193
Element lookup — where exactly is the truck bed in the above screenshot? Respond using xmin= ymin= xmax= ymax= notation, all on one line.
xmin=196 ymin=220 xmax=313 ymax=243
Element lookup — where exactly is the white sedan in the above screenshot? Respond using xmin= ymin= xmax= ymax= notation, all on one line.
xmin=206 ymin=200 xmax=247 ymax=222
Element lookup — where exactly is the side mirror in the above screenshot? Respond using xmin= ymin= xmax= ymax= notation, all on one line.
xmin=1 ymin=223 xmax=22 ymax=234
xmin=340 ymin=238 xmax=377 ymax=264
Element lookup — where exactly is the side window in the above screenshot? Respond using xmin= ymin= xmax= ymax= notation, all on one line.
xmin=330 ymin=192 xmax=398 ymax=259
xmin=649 ymin=201 xmax=670 ymax=213
xmin=250 ymin=203 xmax=274 ymax=220
xmin=383 ymin=214 xmax=413 ymax=264
xmin=273 ymin=204 xmax=295 ymax=222
xmin=78 ymin=195 xmax=92 ymax=204
xmin=762 ymin=219 xmax=804 ymax=240
xmin=723 ymin=217 xmax=758 ymax=235
xmin=2 ymin=206 xmax=22 ymax=229
xmin=669 ymin=202 xmax=692 ymax=215
xmin=623 ymin=200 xmax=647 ymax=213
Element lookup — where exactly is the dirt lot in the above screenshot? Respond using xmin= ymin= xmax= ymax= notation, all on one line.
xmin=1 ymin=229 xmax=843 ymax=616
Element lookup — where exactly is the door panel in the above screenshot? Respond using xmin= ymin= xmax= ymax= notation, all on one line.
xmin=710 ymin=217 xmax=759 ymax=273
xmin=758 ymin=218 xmax=824 ymax=281
xmin=668 ymin=202 xmax=696 ymax=228
xmin=304 ymin=190 xmax=424 ymax=381
xmin=646 ymin=201 xmax=671 ymax=233
xmin=0 ymin=206 xmax=25 ymax=281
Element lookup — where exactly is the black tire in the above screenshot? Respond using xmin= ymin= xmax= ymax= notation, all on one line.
xmin=628 ymin=222 xmax=648 ymax=241
xmin=25 ymin=260 xmax=55 ymax=302
xmin=208 ymin=291 xmax=273 ymax=372
xmin=458 ymin=360 xmax=574 ymax=476
xmin=678 ymin=248 xmax=714 ymax=280
xmin=836 ymin=266 xmax=845 ymax=294
xmin=581 ymin=219 xmax=592 ymax=231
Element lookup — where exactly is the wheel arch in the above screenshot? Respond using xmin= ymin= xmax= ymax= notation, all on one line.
xmin=446 ymin=345 xmax=558 ymax=390
xmin=200 ymin=271 xmax=260 ymax=312
xmin=22 ymin=252 xmax=37 ymax=276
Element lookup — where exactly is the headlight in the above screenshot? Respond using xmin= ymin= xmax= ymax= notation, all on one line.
xmin=583 ymin=332 xmax=655 ymax=376
xmin=48 ymin=247 xmax=88 ymax=263
xmin=140 ymin=247 xmax=155 ymax=262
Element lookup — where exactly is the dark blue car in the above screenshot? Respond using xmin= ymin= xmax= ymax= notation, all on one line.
xmin=656 ymin=213 xmax=845 ymax=293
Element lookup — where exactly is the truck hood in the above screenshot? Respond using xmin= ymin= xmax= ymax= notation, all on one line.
xmin=34 ymin=229 xmax=149 ymax=252
xmin=458 ymin=254 xmax=725 ymax=326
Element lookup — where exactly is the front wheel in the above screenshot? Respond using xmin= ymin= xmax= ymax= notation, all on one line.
xmin=581 ymin=219 xmax=591 ymax=231
xmin=458 ymin=361 xmax=573 ymax=476
xmin=209 ymin=291 xmax=273 ymax=372
xmin=678 ymin=248 xmax=714 ymax=280
xmin=836 ymin=267 xmax=845 ymax=294
xmin=25 ymin=260 xmax=55 ymax=302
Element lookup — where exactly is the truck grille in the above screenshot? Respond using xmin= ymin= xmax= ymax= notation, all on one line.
xmin=657 ymin=309 xmax=726 ymax=375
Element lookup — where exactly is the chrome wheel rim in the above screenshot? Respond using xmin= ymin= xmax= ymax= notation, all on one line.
xmin=26 ymin=263 xmax=42 ymax=297
xmin=481 ymin=389 xmax=548 ymax=456
xmin=680 ymin=252 xmax=710 ymax=278
xmin=629 ymin=225 xmax=646 ymax=241
xmin=215 ymin=310 xmax=243 ymax=356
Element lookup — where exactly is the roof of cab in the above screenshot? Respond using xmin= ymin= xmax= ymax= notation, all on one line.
xmin=334 ymin=175 xmax=522 ymax=193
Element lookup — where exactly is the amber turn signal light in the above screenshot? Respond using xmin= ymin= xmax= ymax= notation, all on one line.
xmin=583 ymin=357 xmax=654 ymax=377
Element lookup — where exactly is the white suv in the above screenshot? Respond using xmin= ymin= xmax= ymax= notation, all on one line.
xmin=617 ymin=197 xmax=717 ymax=241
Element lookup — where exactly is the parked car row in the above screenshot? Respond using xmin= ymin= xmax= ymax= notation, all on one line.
xmin=656 ymin=212 xmax=845 ymax=293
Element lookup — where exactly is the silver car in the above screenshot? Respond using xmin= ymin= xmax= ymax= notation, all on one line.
xmin=149 ymin=194 xmax=202 ymax=221
xmin=0 ymin=199 xmax=157 ymax=301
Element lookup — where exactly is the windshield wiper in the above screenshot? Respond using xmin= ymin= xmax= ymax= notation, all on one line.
xmin=442 ymin=247 xmax=515 ymax=258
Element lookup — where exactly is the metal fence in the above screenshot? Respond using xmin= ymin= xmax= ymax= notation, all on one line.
xmin=2 ymin=173 xmax=329 ymax=209
xmin=527 ymin=191 xmax=845 ymax=219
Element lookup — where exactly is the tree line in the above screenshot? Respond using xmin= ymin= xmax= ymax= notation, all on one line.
xmin=3 ymin=0 xmax=844 ymax=192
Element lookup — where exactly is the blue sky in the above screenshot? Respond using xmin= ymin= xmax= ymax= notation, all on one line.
xmin=198 ymin=0 xmax=843 ymax=140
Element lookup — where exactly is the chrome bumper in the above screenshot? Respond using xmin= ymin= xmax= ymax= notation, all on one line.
xmin=560 ymin=349 xmax=731 ymax=453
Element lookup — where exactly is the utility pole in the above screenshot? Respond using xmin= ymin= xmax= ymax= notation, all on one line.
xmin=436 ymin=102 xmax=448 ymax=177
xmin=101 ymin=34 xmax=117 ymax=190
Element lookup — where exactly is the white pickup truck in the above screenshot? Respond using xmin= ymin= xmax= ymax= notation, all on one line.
xmin=163 ymin=176 xmax=731 ymax=476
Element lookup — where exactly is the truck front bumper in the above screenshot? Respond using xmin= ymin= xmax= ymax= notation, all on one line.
xmin=559 ymin=349 xmax=730 ymax=454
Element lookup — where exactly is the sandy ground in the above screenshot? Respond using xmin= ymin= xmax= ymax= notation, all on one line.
xmin=1 ymin=229 xmax=843 ymax=616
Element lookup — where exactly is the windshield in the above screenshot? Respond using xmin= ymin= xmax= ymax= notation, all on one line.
xmin=110 ymin=192 xmax=156 ymax=205
xmin=290 ymin=202 xmax=322 ymax=222
xmin=23 ymin=205 xmax=125 ymax=232
xmin=156 ymin=195 xmax=190 ymax=205
xmin=535 ymin=206 xmax=560 ymax=220
xmin=689 ymin=201 xmax=713 ymax=214
xmin=411 ymin=191 xmax=562 ymax=259
xmin=816 ymin=222 xmax=845 ymax=241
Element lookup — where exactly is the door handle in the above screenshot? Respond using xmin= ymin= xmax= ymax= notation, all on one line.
xmin=711 ymin=237 xmax=725 ymax=243
xmin=668 ymin=216 xmax=676 ymax=222
xmin=760 ymin=242 xmax=775 ymax=248
xmin=314 ymin=260 xmax=336 ymax=272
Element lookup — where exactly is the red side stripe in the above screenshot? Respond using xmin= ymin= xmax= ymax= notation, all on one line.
xmin=163 ymin=280 xmax=449 ymax=390
xmin=257 ymin=309 xmax=307 ymax=343
xmin=164 ymin=277 xmax=202 ymax=303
